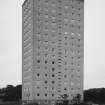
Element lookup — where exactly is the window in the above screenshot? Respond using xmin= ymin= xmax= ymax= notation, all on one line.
xmin=71 ymin=43 xmax=74 ymax=47
xmin=58 ymin=90 xmax=61 ymax=92
xmin=52 ymin=94 xmax=54 ymax=97
xmin=45 ymin=93 xmax=47 ymax=96
xmin=37 ymin=39 xmax=41 ymax=43
xmin=58 ymin=52 xmax=62 ymax=55
xmin=45 ymin=60 xmax=48 ymax=64
xmin=45 ymin=53 xmax=48 ymax=57
xmin=44 ymin=33 xmax=48 ymax=37
xmin=64 ymin=74 xmax=67 ymax=78
xmin=71 ymin=68 xmax=74 ymax=71
xmin=58 ymin=0 xmax=62 ymax=3
xmin=51 ymin=41 xmax=55 ymax=44
xmin=51 ymin=34 xmax=56 ymax=37
xmin=44 ymin=6 xmax=48 ymax=12
xmin=77 ymin=50 xmax=80 ymax=54
xmin=71 ymin=94 xmax=73 ymax=97
xmin=52 ymin=81 xmax=55 ymax=84
xmin=65 ymin=62 xmax=67 ymax=65
xmin=71 ymin=19 xmax=75 ymax=23
xmin=78 ymin=19 xmax=80 ymax=22
xmin=52 ymin=61 xmax=55 ymax=64
xmin=78 ymin=44 xmax=80 ymax=47
xmin=78 ymin=56 xmax=81 ymax=60
xmin=71 ymin=62 xmax=74 ymax=65
xmin=78 ymin=63 xmax=80 ymax=67
xmin=64 ymin=36 xmax=67 ymax=40
xmin=52 ymin=87 xmax=54 ymax=90
xmin=52 ymin=68 xmax=55 ymax=71
xmin=44 ymin=100 xmax=48 ymax=104
xmin=44 ymin=26 xmax=49 ymax=31
xmin=58 ymin=25 xmax=62 ymax=29
xmin=65 ymin=56 xmax=67 ymax=58
xmin=44 ymin=40 xmax=48 ymax=44
xmin=51 ymin=2 xmax=56 ymax=7
xmin=58 ymin=32 xmax=62 ymax=35
xmin=45 ymin=74 xmax=47 ymax=77
xmin=71 ymin=56 xmax=74 ymax=59
xmin=37 ymin=73 xmax=40 ymax=77
xmin=71 ymin=6 xmax=74 ymax=9
xmin=52 ymin=48 xmax=55 ymax=52
xmin=45 ymin=80 xmax=48 ymax=84
xmin=37 ymin=46 xmax=40 ymax=50
xmin=78 ymin=38 xmax=81 ymax=41
xmin=37 ymin=86 xmax=40 ymax=89
xmin=37 ymin=60 xmax=40 ymax=63
xmin=45 ymin=46 xmax=48 ymax=50
xmin=71 ymin=74 xmax=74 ymax=78
xmin=77 ymin=69 xmax=80 ymax=72
xmin=37 ymin=93 xmax=40 ymax=96
xmin=72 ymin=12 xmax=74 ymax=15
xmin=45 ymin=87 xmax=48 ymax=89
xmin=77 ymin=75 xmax=80 ymax=78
xmin=52 ymin=55 xmax=55 ymax=58
xmin=64 ymin=88 xmax=67 ymax=91
xmin=78 ymin=26 xmax=80 ymax=29
xmin=44 ymin=20 xmax=49 ymax=25
xmin=58 ymin=13 xmax=62 ymax=16
xmin=58 ymin=78 xmax=61 ymax=80
xmin=58 ymin=65 xmax=62 ymax=67
xmin=78 ymin=87 xmax=80 ymax=90
xmin=45 ymin=0 xmax=48 ymax=3
xmin=52 ymin=74 xmax=55 ymax=77
xmin=58 ymin=6 xmax=62 ymax=9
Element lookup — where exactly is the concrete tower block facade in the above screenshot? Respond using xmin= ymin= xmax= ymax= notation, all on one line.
xmin=22 ymin=0 xmax=84 ymax=104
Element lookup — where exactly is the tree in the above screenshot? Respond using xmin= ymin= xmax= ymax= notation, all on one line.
xmin=0 ymin=85 xmax=22 ymax=102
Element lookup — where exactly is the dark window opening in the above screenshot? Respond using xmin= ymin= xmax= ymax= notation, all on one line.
xmin=45 ymin=80 xmax=48 ymax=84
xmin=52 ymin=94 xmax=54 ymax=97
xmin=37 ymin=73 xmax=40 ymax=77
xmin=45 ymin=74 xmax=47 ymax=77
xmin=64 ymin=75 xmax=67 ymax=78
xmin=52 ymin=61 xmax=55 ymax=64
xmin=37 ymin=60 xmax=40 ymax=63
xmin=45 ymin=60 xmax=48 ymax=64
xmin=58 ymin=90 xmax=61 ymax=92
xmin=64 ymin=88 xmax=67 ymax=90
xmin=45 ymin=87 xmax=48 ymax=89
xmin=52 ymin=81 xmax=55 ymax=84
xmin=45 ymin=93 xmax=47 ymax=96
xmin=52 ymin=74 xmax=55 ymax=77
xmin=37 ymin=93 xmax=40 ymax=96
xmin=52 ymin=68 xmax=55 ymax=71
xmin=37 ymin=86 xmax=40 ymax=89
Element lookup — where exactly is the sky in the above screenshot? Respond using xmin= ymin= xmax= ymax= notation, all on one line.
xmin=0 ymin=0 xmax=105 ymax=89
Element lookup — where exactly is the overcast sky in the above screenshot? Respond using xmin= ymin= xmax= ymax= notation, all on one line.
xmin=0 ymin=0 xmax=105 ymax=89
